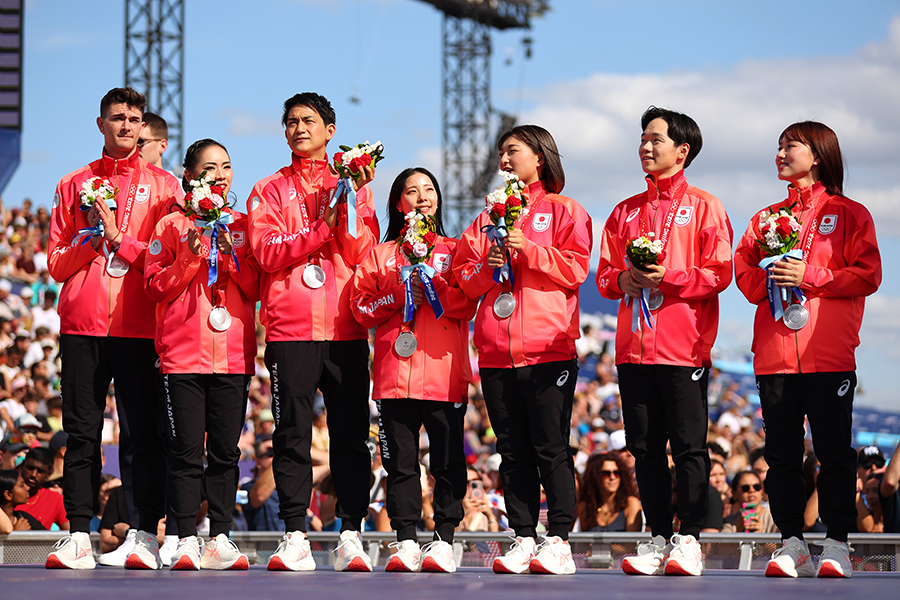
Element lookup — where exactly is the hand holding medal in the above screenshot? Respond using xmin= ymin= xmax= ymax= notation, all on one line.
xmin=755 ymin=203 xmax=809 ymax=329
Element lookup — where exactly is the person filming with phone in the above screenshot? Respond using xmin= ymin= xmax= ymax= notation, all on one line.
xmin=459 ymin=468 xmax=500 ymax=532
xmin=722 ymin=471 xmax=778 ymax=533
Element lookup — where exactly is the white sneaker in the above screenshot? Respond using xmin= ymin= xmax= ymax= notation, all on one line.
xmin=267 ymin=531 xmax=316 ymax=571
xmin=158 ymin=535 xmax=179 ymax=567
xmin=200 ymin=533 xmax=249 ymax=570
xmin=622 ymin=535 xmax=670 ymax=575
xmin=529 ymin=535 xmax=576 ymax=575
xmin=815 ymin=539 xmax=852 ymax=578
xmin=421 ymin=540 xmax=456 ymax=573
xmin=334 ymin=530 xmax=372 ymax=572
xmin=125 ymin=530 xmax=162 ymax=570
xmin=766 ymin=537 xmax=814 ymax=578
xmin=45 ymin=531 xmax=96 ymax=570
xmin=664 ymin=534 xmax=704 ymax=576
xmin=492 ymin=536 xmax=536 ymax=574
xmin=385 ymin=540 xmax=421 ymax=572
xmin=97 ymin=529 xmax=137 ymax=567
xmin=170 ymin=536 xmax=204 ymax=570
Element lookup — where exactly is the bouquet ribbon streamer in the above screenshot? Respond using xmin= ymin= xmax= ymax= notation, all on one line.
xmin=480 ymin=218 xmax=513 ymax=285
xmin=195 ymin=212 xmax=240 ymax=287
xmin=758 ymin=249 xmax=806 ymax=321
xmin=330 ymin=177 xmax=358 ymax=239
xmin=621 ymin=259 xmax=654 ymax=333
xmin=400 ymin=263 xmax=444 ymax=322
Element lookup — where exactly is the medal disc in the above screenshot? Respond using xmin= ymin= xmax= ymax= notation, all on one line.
xmin=106 ymin=253 xmax=130 ymax=278
xmin=209 ymin=307 xmax=232 ymax=332
xmin=394 ymin=331 xmax=417 ymax=358
xmin=303 ymin=264 xmax=326 ymax=289
xmin=648 ymin=288 xmax=664 ymax=311
xmin=783 ymin=304 xmax=809 ymax=331
xmin=493 ymin=292 xmax=516 ymax=319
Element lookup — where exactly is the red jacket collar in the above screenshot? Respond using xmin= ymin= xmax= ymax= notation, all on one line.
xmin=100 ymin=147 xmax=141 ymax=176
xmin=524 ymin=180 xmax=546 ymax=204
xmin=787 ymin=181 xmax=828 ymax=211
xmin=645 ymin=169 xmax=687 ymax=202
xmin=290 ymin=152 xmax=330 ymax=183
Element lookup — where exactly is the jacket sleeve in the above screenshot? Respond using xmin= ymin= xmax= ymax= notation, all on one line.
xmin=144 ymin=218 xmax=202 ymax=305
xmin=350 ymin=249 xmax=405 ymax=329
xmin=247 ymin=180 xmax=335 ymax=274
xmin=734 ymin=216 xmax=769 ymax=305
xmin=48 ymin=178 xmax=100 ymax=283
xmin=657 ymin=199 xmax=734 ymax=300
xmin=453 ymin=215 xmax=498 ymax=300
xmin=801 ymin=205 xmax=882 ymax=298
xmin=333 ymin=185 xmax=379 ymax=267
xmin=518 ymin=202 xmax=592 ymax=290
xmin=596 ymin=209 xmax=627 ymax=300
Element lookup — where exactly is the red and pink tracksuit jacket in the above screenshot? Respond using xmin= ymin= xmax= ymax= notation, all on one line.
xmin=351 ymin=237 xmax=477 ymax=402
xmin=144 ymin=210 xmax=260 ymax=374
xmin=734 ymin=181 xmax=881 ymax=374
xmin=454 ymin=181 xmax=593 ymax=369
xmin=49 ymin=150 xmax=180 ymax=339
xmin=596 ymin=170 xmax=733 ymax=368
xmin=246 ymin=154 xmax=379 ymax=342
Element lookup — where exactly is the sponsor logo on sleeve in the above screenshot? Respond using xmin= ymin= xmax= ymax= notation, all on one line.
xmin=386 ymin=256 xmax=396 ymax=268
xmin=674 ymin=206 xmax=693 ymax=226
xmin=532 ymin=213 xmax=552 ymax=232
xmin=52 ymin=193 xmax=60 ymax=210
xmin=288 ymin=188 xmax=297 ymax=200
xmin=136 ymin=184 xmax=151 ymax=203
xmin=819 ymin=215 xmax=838 ymax=235
xmin=625 ymin=207 xmax=640 ymax=223
xmin=149 ymin=239 xmax=163 ymax=255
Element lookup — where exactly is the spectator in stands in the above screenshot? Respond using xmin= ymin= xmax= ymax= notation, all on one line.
xmin=98 ymin=483 xmax=134 ymax=562
xmin=1 ymin=432 xmax=28 ymax=469
xmin=709 ymin=459 xmax=730 ymax=517
xmin=1 ymin=468 xmax=43 ymax=532
xmin=240 ymin=436 xmax=283 ymax=532
xmin=458 ymin=467 xmax=500 ymax=533
xmin=138 ymin=112 xmax=175 ymax=174
xmin=802 ymin=452 xmax=825 ymax=532
xmin=91 ymin=473 xmax=120 ymax=531
xmin=857 ymin=445 xmax=885 ymax=492
xmin=48 ymin=430 xmax=67 ymax=483
xmin=29 ymin=291 xmax=60 ymax=337
xmin=15 ymin=446 xmax=68 ymax=530
xmin=857 ymin=440 xmax=900 ymax=534
xmin=575 ymin=452 xmax=642 ymax=532
xmin=722 ymin=471 xmax=777 ymax=533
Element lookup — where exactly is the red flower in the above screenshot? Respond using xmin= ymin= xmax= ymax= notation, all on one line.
xmin=491 ymin=203 xmax=507 ymax=218
xmin=401 ymin=241 xmax=414 ymax=256
xmin=657 ymin=250 xmax=667 ymax=263
xmin=210 ymin=185 xmax=224 ymax=197
xmin=349 ymin=157 xmax=363 ymax=172
xmin=358 ymin=153 xmax=373 ymax=167
xmin=423 ymin=231 xmax=437 ymax=245
xmin=198 ymin=197 xmax=214 ymax=211
xmin=93 ymin=179 xmax=102 ymax=191
xmin=333 ymin=152 xmax=344 ymax=165
xmin=507 ymin=195 xmax=521 ymax=207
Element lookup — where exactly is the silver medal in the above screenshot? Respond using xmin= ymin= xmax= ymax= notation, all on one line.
xmin=493 ymin=292 xmax=516 ymax=319
xmin=303 ymin=264 xmax=326 ymax=289
xmin=394 ymin=331 xmax=417 ymax=358
xmin=648 ymin=288 xmax=664 ymax=311
xmin=209 ymin=307 xmax=232 ymax=332
xmin=105 ymin=253 xmax=129 ymax=278
xmin=783 ymin=304 xmax=809 ymax=331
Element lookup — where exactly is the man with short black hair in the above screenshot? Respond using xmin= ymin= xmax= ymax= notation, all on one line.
xmin=45 ymin=87 xmax=178 ymax=570
xmin=15 ymin=446 xmax=67 ymax=530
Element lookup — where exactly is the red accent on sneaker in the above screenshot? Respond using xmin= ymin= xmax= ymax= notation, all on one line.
xmin=345 ymin=556 xmax=372 ymax=572
xmin=227 ymin=555 xmax=249 ymax=570
xmin=817 ymin=562 xmax=847 ymax=578
xmin=528 ymin=559 xmax=555 ymax=574
xmin=386 ymin=556 xmax=413 ymax=572
xmin=664 ymin=560 xmax=693 ymax=576
xmin=45 ymin=555 xmax=67 ymax=569
xmin=125 ymin=554 xmax=155 ymax=570
xmin=765 ymin=561 xmax=789 ymax=577
xmin=267 ymin=556 xmax=289 ymax=571
xmin=421 ymin=557 xmax=450 ymax=573
xmin=172 ymin=555 xmax=198 ymax=571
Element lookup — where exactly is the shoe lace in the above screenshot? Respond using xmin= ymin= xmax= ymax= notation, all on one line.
xmin=812 ymin=539 xmax=851 ymax=560
xmin=635 ymin=539 xmax=663 ymax=556
xmin=771 ymin=539 xmax=804 ymax=559
xmin=421 ymin=540 xmax=449 ymax=556
xmin=668 ymin=535 xmax=696 ymax=559
xmin=52 ymin=535 xmax=75 ymax=551
xmin=335 ymin=532 xmax=362 ymax=555
xmin=505 ymin=536 xmax=533 ymax=558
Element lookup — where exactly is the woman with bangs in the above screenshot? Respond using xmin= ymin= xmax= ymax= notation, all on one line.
xmin=575 ymin=452 xmax=642 ymax=532
xmin=734 ymin=121 xmax=881 ymax=579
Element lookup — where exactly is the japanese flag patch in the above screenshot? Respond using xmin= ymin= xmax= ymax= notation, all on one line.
xmin=819 ymin=215 xmax=838 ymax=235
xmin=136 ymin=184 xmax=151 ymax=203
xmin=674 ymin=206 xmax=693 ymax=226
xmin=433 ymin=253 xmax=452 ymax=273
xmin=232 ymin=231 xmax=246 ymax=248
xmin=532 ymin=213 xmax=552 ymax=232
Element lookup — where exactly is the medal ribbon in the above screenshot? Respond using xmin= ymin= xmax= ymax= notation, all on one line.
xmin=400 ymin=262 xmax=443 ymax=321
xmin=622 ymin=259 xmax=655 ymax=333
xmin=480 ymin=217 xmax=513 ymax=285
xmin=330 ymin=177 xmax=358 ymax=239
xmin=195 ymin=212 xmax=239 ymax=287
xmin=71 ymin=162 xmax=142 ymax=263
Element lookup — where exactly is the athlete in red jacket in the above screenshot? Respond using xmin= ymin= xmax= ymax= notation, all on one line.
xmin=735 ymin=122 xmax=881 ymax=579
xmin=597 ymin=107 xmax=733 ymax=577
xmin=456 ymin=125 xmax=592 ymax=576
xmin=247 ymin=93 xmax=378 ymax=572
xmin=145 ymin=139 xmax=261 ymax=570
xmin=46 ymin=88 xmax=177 ymax=570
xmin=351 ymin=167 xmax=477 ymax=573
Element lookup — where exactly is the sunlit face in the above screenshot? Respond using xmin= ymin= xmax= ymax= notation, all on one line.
xmin=599 ymin=460 xmax=621 ymax=496
xmin=19 ymin=458 xmax=51 ymax=489
xmin=187 ymin=145 xmax=233 ymax=198
xmin=256 ymin=441 xmax=274 ymax=468
xmin=864 ymin=478 xmax=881 ymax=509
xmin=398 ymin=172 xmax=438 ymax=216
xmin=97 ymin=103 xmax=143 ymax=158
xmin=709 ymin=462 xmax=727 ymax=493
xmin=639 ymin=117 xmax=688 ymax=180
xmin=499 ymin=135 xmax=542 ymax=186
xmin=776 ymin=135 xmax=818 ymax=188
xmin=12 ymin=474 xmax=29 ymax=505
xmin=736 ymin=474 xmax=762 ymax=506
xmin=284 ymin=105 xmax=335 ymax=160
xmin=137 ymin=128 xmax=167 ymax=167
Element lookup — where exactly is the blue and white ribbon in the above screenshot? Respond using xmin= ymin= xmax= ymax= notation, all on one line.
xmin=400 ymin=262 xmax=444 ymax=322
xmin=480 ymin=218 xmax=513 ymax=285
xmin=71 ymin=222 xmax=105 ymax=248
xmin=759 ymin=249 xmax=806 ymax=321
xmin=330 ymin=177 xmax=358 ymax=239
xmin=623 ymin=288 xmax=654 ymax=333
xmin=195 ymin=212 xmax=240 ymax=287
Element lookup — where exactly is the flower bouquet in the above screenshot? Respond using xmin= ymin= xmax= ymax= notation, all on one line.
xmin=755 ymin=203 xmax=805 ymax=321
xmin=79 ymin=177 xmax=118 ymax=211
xmin=482 ymin=171 xmax=529 ymax=283
xmin=398 ymin=210 xmax=443 ymax=322
xmin=328 ymin=141 xmax=385 ymax=239
xmin=182 ymin=171 xmax=238 ymax=286
xmin=625 ymin=234 xmax=665 ymax=271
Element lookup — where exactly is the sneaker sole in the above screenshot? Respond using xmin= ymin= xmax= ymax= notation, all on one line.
xmin=817 ymin=562 xmax=850 ymax=578
xmin=267 ymin=556 xmax=316 ymax=571
xmin=171 ymin=555 xmax=200 ymax=571
xmin=45 ymin=555 xmax=94 ymax=570
xmin=200 ymin=555 xmax=249 ymax=571
xmin=765 ymin=561 xmax=795 ymax=577
xmin=622 ymin=560 xmax=663 ymax=576
xmin=665 ymin=560 xmax=702 ymax=576
xmin=492 ymin=560 xmax=529 ymax=574
xmin=529 ymin=560 xmax=575 ymax=575
xmin=125 ymin=555 xmax=159 ymax=570
xmin=421 ymin=557 xmax=454 ymax=573
xmin=385 ymin=557 xmax=416 ymax=572
xmin=337 ymin=556 xmax=372 ymax=572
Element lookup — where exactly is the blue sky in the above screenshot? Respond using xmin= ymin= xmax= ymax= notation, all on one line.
xmin=6 ymin=0 xmax=900 ymax=408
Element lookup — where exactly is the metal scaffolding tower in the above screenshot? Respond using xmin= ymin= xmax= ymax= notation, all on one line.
xmin=0 ymin=0 xmax=23 ymax=194
xmin=417 ymin=1 xmax=548 ymax=235
xmin=125 ymin=0 xmax=184 ymax=172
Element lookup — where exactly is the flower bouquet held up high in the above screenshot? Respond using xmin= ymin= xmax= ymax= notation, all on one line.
xmin=755 ymin=204 xmax=806 ymax=327
xmin=182 ymin=171 xmax=239 ymax=288
xmin=481 ymin=170 xmax=529 ymax=285
xmin=394 ymin=210 xmax=444 ymax=358
xmin=329 ymin=141 xmax=385 ymax=239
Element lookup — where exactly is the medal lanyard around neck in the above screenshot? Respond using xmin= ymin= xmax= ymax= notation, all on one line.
xmin=638 ymin=180 xmax=685 ymax=259
xmin=294 ymin=171 xmax=324 ymax=266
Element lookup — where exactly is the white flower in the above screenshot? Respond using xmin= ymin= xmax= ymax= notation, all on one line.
xmin=412 ymin=242 xmax=428 ymax=258
xmin=211 ymin=194 xmax=224 ymax=209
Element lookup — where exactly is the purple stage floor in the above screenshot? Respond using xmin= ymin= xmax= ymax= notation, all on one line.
xmin=1 ymin=565 xmax=895 ymax=600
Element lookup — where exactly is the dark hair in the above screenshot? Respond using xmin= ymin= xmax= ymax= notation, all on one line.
xmin=779 ymin=121 xmax=845 ymax=196
xmin=497 ymin=125 xmax=565 ymax=194
xmin=577 ymin=452 xmax=637 ymax=527
xmin=0 ymin=469 xmax=18 ymax=501
xmin=748 ymin=445 xmax=766 ymax=467
xmin=383 ymin=167 xmax=448 ymax=242
xmin=641 ymin=106 xmax=703 ymax=169
xmin=142 ymin=112 xmax=168 ymax=139
xmin=23 ymin=446 xmax=53 ymax=469
xmin=803 ymin=451 xmax=819 ymax=498
xmin=730 ymin=470 xmax=761 ymax=497
xmin=282 ymin=92 xmax=335 ymax=127
xmin=708 ymin=441 xmax=728 ymax=459
xmin=100 ymin=87 xmax=146 ymax=118
xmin=181 ymin=139 xmax=229 ymax=193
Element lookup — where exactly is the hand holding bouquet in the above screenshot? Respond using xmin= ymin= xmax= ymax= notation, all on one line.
xmin=331 ymin=141 xmax=385 ymax=182
xmin=182 ymin=171 xmax=237 ymax=287
xmin=399 ymin=210 xmax=443 ymax=321
xmin=625 ymin=234 xmax=665 ymax=271
xmin=484 ymin=170 xmax=528 ymax=237
xmin=756 ymin=204 xmax=803 ymax=303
